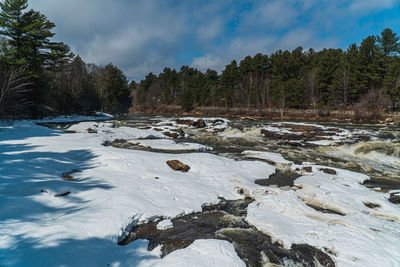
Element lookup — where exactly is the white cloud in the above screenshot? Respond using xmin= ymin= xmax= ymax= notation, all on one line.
xmin=191 ymin=54 xmax=224 ymax=71
xmin=24 ymin=0 xmax=400 ymax=79
xmin=349 ymin=0 xmax=399 ymax=11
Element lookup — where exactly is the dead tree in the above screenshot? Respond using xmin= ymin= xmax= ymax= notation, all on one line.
xmin=0 ymin=67 xmax=31 ymax=116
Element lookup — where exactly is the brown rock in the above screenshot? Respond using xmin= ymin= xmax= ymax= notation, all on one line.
xmin=319 ymin=168 xmax=337 ymax=175
xmin=303 ymin=166 xmax=313 ymax=173
xmin=167 ymin=160 xmax=190 ymax=172
xmin=163 ymin=132 xmax=179 ymax=139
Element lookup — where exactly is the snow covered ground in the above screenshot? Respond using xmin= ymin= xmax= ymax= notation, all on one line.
xmin=1 ymin=117 xmax=399 ymax=266
xmin=0 ymin=118 xmax=272 ymax=266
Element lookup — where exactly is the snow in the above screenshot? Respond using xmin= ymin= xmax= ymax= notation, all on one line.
xmin=1 ymin=117 xmax=400 ymax=266
xmin=0 ymin=119 xmax=274 ymax=266
xmin=247 ymin=164 xmax=400 ymax=266
xmin=156 ymin=219 xmax=174 ymax=230
xmin=150 ymin=240 xmax=246 ymax=267
xmin=68 ymin=121 xmax=167 ymax=141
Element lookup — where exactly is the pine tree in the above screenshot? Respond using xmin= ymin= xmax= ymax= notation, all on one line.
xmin=0 ymin=0 xmax=72 ymax=115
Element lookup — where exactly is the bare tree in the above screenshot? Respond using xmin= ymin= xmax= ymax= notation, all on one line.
xmin=0 ymin=67 xmax=31 ymax=115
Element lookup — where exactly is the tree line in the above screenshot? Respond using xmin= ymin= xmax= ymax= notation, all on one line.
xmin=0 ymin=0 xmax=131 ymax=118
xmin=133 ymin=29 xmax=400 ymax=112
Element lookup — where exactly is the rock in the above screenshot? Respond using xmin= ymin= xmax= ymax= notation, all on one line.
xmin=194 ymin=119 xmax=206 ymax=128
xmin=138 ymin=126 xmax=152 ymax=130
xmin=319 ymin=168 xmax=337 ymax=175
xmin=385 ymin=117 xmax=394 ymax=123
xmin=175 ymin=119 xmax=207 ymax=128
xmin=303 ymin=166 xmax=313 ymax=173
xmin=55 ymin=191 xmax=71 ymax=197
xmin=163 ymin=132 xmax=179 ymax=139
xmin=62 ymin=175 xmax=74 ymax=181
xmin=167 ymin=160 xmax=190 ymax=172
xmin=389 ymin=192 xmax=400 ymax=204
xmin=177 ymin=128 xmax=185 ymax=137
xmin=87 ymin=128 xmax=97 ymax=133
xmin=364 ymin=202 xmax=381 ymax=209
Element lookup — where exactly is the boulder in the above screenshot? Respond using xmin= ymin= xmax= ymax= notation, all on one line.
xmin=389 ymin=192 xmax=400 ymax=204
xmin=167 ymin=160 xmax=190 ymax=172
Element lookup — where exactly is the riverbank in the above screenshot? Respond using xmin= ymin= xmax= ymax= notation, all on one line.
xmin=130 ymin=105 xmax=400 ymax=125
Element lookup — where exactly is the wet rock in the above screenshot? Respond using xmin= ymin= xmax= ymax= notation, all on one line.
xmin=167 ymin=160 xmax=190 ymax=172
xmin=255 ymin=171 xmax=301 ymax=187
xmin=389 ymin=192 xmax=400 ymax=204
xmin=87 ymin=128 xmax=97 ymax=133
xmin=118 ymin=199 xmax=335 ymax=267
xmin=55 ymin=191 xmax=71 ymax=197
xmin=319 ymin=168 xmax=337 ymax=175
xmin=138 ymin=126 xmax=152 ymax=130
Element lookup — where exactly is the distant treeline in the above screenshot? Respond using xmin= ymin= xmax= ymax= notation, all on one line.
xmin=133 ymin=28 xmax=400 ymax=112
xmin=0 ymin=0 xmax=131 ymax=118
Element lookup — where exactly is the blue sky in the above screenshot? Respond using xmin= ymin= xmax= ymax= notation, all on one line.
xmin=29 ymin=0 xmax=400 ymax=80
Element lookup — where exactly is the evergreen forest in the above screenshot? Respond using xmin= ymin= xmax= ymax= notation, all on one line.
xmin=134 ymin=29 xmax=400 ymax=113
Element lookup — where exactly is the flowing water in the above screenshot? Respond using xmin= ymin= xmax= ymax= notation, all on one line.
xmin=112 ymin=115 xmax=400 ymax=191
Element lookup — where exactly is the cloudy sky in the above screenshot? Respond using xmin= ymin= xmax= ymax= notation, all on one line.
xmin=29 ymin=0 xmax=400 ymax=80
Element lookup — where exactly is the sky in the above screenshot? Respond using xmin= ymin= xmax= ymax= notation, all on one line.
xmin=28 ymin=0 xmax=400 ymax=81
